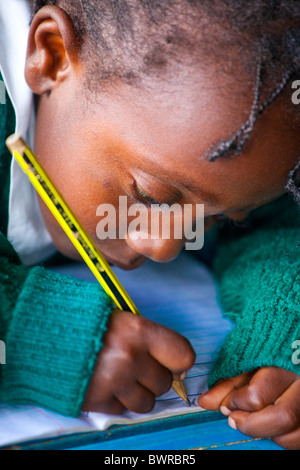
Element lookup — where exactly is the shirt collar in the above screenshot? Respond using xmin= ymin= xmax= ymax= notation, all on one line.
xmin=0 ymin=0 xmax=56 ymax=265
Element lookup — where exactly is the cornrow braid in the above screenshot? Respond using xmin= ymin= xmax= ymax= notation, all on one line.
xmin=208 ymin=67 xmax=294 ymax=162
xmin=286 ymin=159 xmax=300 ymax=206
xmin=209 ymin=66 xmax=300 ymax=204
xmin=208 ymin=63 xmax=264 ymax=162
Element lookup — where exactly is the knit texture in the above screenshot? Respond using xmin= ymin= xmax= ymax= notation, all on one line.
xmin=0 ymin=81 xmax=114 ymax=416
xmin=0 ymin=251 xmax=113 ymax=415
xmin=209 ymin=195 xmax=300 ymax=386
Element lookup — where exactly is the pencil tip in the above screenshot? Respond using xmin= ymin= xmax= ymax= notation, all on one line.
xmin=172 ymin=379 xmax=191 ymax=407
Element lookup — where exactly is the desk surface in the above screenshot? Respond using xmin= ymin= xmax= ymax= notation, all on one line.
xmin=11 ymin=410 xmax=281 ymax=450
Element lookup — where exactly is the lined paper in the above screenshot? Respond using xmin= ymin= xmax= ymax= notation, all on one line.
xmin=0 ymin=252 xmax=232 ymax=447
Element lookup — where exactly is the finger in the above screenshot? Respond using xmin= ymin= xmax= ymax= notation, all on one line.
xmin=117 ymin=382 xmax=156 ymax=414
xmin=221 ymin=367 xmax=297 ymax=413
xmin=198 ymin=372 xmax=253 ymax=411
xmin=229 ymin=380 xmax=300 ymax=438
xmin=82 ymin=395 xmax=125 ymax=415
xmin=137 ymin=355 xmax=173 ymax=397
xmin=173 ymin=370 xmax=187 ymax=381
xmin=146 ymin=321 xmax=196 ymax=374
xmin=273 ymin=427 xmax=300 ymax=450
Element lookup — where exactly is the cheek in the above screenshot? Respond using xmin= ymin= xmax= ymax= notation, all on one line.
xmin=35 ymin=154 xmax=123 ymax=253
xmin=37 ymin=174 xmax=125 ymax=260
xmin=61 ymin=175 xmax=123 ymax=238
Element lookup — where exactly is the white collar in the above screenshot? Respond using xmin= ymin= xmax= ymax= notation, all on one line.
xmin=0 ymin=0 xmax=56 ymax=265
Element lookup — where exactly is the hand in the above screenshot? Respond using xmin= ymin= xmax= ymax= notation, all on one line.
xmin=83 ymin=310 xmax=195 ymax=415
xmin=197 ymin=367 xmax=300 ymax=450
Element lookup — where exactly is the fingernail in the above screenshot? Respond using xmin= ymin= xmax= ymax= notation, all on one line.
xmin=228 ymin=417 xmax=237 ymax=430
xmin=220 ymin=406 xmax=231 ymax=416
xmin=180 ymin=371 xmax=187 ymax=380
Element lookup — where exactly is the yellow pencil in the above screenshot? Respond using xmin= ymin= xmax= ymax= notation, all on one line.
xmin=6 ymin=133 xmax=190 ymax=406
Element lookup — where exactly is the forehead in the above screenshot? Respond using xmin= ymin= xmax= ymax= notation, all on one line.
xmin=72 ymin=58 xmax=297 ymax=213
xmin=91 ymin=62 xmax=254 ymax=169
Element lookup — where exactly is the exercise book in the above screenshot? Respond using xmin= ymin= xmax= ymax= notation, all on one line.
xmin=0 ymin=252 xmax=232 ymax=448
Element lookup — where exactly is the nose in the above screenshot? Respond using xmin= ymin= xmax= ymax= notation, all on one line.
xmin=126 ymin=234 xmax=184 ymax=263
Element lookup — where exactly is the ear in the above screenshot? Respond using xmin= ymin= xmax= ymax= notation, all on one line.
xmin=25 ymin=5 xmax=81 ymax=95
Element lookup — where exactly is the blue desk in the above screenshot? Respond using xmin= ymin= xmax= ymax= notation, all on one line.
xmin=13 ymin=411 xmax=282 ymax=450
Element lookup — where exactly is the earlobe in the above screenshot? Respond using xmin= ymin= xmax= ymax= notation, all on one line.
xmin=25 ymin=5 xmax=80 ymax=95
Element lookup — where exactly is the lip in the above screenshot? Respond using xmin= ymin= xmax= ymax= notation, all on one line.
xmin=104 ymin=254 xmax=147 ymax=271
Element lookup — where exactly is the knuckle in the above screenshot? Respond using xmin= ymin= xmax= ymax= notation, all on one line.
xmin=279 ymin=406 xmax=300 ymax=429
xmin=176 ymin=337 xmax=196 ymax=370
xmin=142 ymin=396 xmax=156 ymax=414
xmin=104 ymin=402 xmax=126 ymax=415
xmin=109 ymin=311 xmax=145 ymax=339
xmin=120 ymin=346 xmax=136 ymax=363
xmin=246 ymin=385 xmax=266 ymax=410
xmin=132 ymin=394 xmax=155 ymax=414
xmin=183 ymin=343 xmax=196 ymax=369
xmin=127 ymin=315 xmax=148 ymax=338
xmin=158 ymin=371 xmax=173 ymax=396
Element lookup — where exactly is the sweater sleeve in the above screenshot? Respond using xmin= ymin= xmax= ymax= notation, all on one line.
xmin=209 ymin=195 xmax=300 ymax=387
xmin=0 ymin=232 xmax=113 ymax=416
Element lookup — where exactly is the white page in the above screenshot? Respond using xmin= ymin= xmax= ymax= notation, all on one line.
xmin=0 ymin=252 xmax=232 ymax=447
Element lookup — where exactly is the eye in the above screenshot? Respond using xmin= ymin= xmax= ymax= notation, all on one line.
xmin=216 ymin=214 xmax=251 ymax=229
xmin=134 ymin=182 xmax=164 ymax=206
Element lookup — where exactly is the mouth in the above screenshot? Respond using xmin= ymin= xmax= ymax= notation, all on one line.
xmin=104 ymin=254 xmax=147 ymax=271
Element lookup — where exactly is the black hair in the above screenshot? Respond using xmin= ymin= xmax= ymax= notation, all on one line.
xmin=31 ymin=0 xmax=300 ymax=202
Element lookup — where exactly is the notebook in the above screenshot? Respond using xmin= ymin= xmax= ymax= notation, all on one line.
xmin=0 ymin=251 xmax=232 ymax=448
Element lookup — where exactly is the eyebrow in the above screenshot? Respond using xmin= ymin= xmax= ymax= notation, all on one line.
xmin=138 ymin=164 xmax=221 ymax=206
xmin=132 ymin=147 xmax=222 ymax=206
xmin=176 ymin=178 xmax=221 ymax=205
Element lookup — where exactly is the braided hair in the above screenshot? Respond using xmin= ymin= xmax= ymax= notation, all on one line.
xmin=30 ymin=0 xmax=300 ymax=202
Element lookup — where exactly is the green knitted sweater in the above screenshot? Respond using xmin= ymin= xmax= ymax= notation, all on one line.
xmin=210 ymin=197 xmax=300 ymax=386
xmin=0 ymin=77 xmax=299 ymax=417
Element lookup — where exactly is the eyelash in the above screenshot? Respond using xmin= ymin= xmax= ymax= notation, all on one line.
xmin=217 ymin=215 xmax=251 ymax=229
xmin=134 ymin=183 xmax=164 ymax=206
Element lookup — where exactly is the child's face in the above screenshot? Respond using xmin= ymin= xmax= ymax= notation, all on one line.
xmin=28 ymin=14 xmax=299 ymax=269
xmin=34 ymin=66 xmax=299 ymax=269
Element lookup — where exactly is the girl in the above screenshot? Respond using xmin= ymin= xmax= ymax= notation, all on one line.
xmin=0 ymin=0 xmax=299 ymax=449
